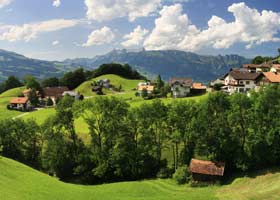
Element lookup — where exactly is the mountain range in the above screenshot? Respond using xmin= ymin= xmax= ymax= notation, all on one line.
xmin=0 ymin=49 xmax=251 ymax=83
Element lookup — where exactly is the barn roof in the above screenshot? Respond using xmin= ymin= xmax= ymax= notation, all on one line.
xmin=169 ymin=78 xmax=193 ymax=87
xmin=189 ymin=159 xmax=225 ymax=176
xmin=192 ymin=83 xmax=207 ymax=90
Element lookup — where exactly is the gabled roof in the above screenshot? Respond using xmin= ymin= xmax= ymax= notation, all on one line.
xmin=192 ymin=83 xmax=207 ymax=90
xmin=189 ymin=159 xmax=225 ymax=176
xmin=263 ymin=72 xmax=280 ymax=83
xmin=44 ymin=86 xmax=69 ymax=97
xmin=169 ymin=78 xmax=193 ymax=87
xmin=228 ymin=70 xmax=262 ymax=80
xmin=10 ymin=97 xmax=29 ymax=104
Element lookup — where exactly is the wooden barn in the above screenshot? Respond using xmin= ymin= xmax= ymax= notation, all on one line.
xmin=189 ymin=159 xmax=225 ymax=182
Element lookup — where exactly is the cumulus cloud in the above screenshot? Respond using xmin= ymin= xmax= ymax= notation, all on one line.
xmin=122 ymin=25 xmax=149 ymax=47
xmin=144 ymin=2 xmax=280 ymax=51
xmin=0 ymin=0 xmax=12 ymax=8
xmin=52 ymin=40 xmax=60 ymax=46
xmin=84 ymin=0 xmax=161 ymax=22
xmin=52 ymin=0 xmax=61 ymax=7
xmin=82 ymin=26 xmax=115 ymax=47
xmin=0 ymin=19 xmax=79 ymax=42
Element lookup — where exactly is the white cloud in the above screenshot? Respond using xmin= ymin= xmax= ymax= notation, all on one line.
xmin=84 ymin=0 xmax=161 ymax=22
xmin=122 ymin=25 xmax=149 ymax=47
xmin=52 ymin=0 xmax=61 ymax=7
xmin=52 ymin=40 xmax=59 ymax=46
xmin=144 ymin=4 xmax=199 ymax=51
xmin=144 ymin=2 xmax=280 ymax=51
xmin=0 ymin=19 xmax=80 ymax=42
xmin=82 ymin=26 xmax=115 ymax=47
xmin=0 ymin=0 xmax=12 ymax=8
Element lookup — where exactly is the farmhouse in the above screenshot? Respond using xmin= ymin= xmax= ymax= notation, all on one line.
xmin=169 ymin=78 xmax=192 ymax=98
xmin=243 ymin=64 xmax=270 ymax=72
xmin=9 ymin=97 xmax=32 ymax=111
xmin=189 ymin=159 xmax=225 ymax=182
xmin=191 ymin=83 xmax=207 ymax=94
xmin=223 ymin=69 xmax=263 ymax=94
xmin=43 ymin=86 xmax=69 ymax=104
xmin=138 ymin=85 xmax=155 ymax=95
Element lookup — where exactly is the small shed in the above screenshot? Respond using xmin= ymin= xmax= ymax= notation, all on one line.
xmin=189 ymin=159 xmax=225 ymax=182
xmin=10 ymin=97 xmax=32 ymax=111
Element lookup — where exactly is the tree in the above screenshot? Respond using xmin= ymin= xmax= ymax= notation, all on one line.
xmin=28 ymin=88 xmax=39 ymax=106
xmin=60 ymin=68 xmax=86 ymax=90
xmin=3 ymin=76 xmax=23 ymax=91
xmin=42 ymin=77 xmax=59 ymax=87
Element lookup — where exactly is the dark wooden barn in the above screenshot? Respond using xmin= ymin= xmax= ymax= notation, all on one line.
xmin=189 ymin=159 xmax=225 ymax=182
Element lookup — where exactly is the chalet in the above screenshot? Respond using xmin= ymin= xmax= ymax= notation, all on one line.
xmin=191 ymin=83 xmax=207 ymax=94
xmin=169 ymin=78 xmax=192 ymax=98
xmin=260 ymin=72 xmax=280 ymax=85
xmin=189 ymin=159 xmax=225 ymax=182
xmin=138 ymin=85 xmax=155 ymax=95
xmin=223 ymin=69 xmax=263 ymax=94
xmin=9 ymin=97 xmax=32 ymax=111
xmin=97 ymin=79 xmax=111 ymax=88
xmin=243 ymin=64 xmax=270 ymax=72
xmin=43 ymin=86 xmax=69 ymax=104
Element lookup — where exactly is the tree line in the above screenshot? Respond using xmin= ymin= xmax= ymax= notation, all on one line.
xmin=0 ymin=85 xmax=280 ymax=184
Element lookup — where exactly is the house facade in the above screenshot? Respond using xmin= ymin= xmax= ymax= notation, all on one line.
xmin=223 ymin=69 xmax=263 ymax=94
xmin=137 ymin=85 xmax=155 ymax=95
xmin=169 ymin=78 xmax=192 ymax=98
xmin=43 ymin=86 xmax=69 ymax=104
xmin=9 ymin=97 xmax=32 ymax=111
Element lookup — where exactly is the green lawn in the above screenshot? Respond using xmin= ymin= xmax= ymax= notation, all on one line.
xmin=1 ymin=156 xmax=280 ymax=200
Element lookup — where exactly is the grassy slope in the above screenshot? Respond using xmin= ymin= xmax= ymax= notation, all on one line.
xmin=0 ymin=87 xmax=25 ymax=120
xmin=1 ymin=157 xmax=280 ymax=200
xmin=0 ymin=157 xmax=217 ymax=200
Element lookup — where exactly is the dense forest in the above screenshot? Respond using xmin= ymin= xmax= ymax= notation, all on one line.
xmin=0 ymin=85 xmax=280 ymax=184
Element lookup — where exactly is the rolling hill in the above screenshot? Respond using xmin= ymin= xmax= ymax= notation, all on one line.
xmin=1 ymin=156 xmax=280 ymax=200
xmin=0 ymin=49 xmax=250 ymax=83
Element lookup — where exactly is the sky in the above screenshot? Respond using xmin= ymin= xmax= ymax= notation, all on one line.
xmin=0 ymin=0 xmax=279 ymax=61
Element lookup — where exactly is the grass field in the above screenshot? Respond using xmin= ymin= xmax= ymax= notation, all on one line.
xmin=1 ymin=156 xmax=280 ymax=200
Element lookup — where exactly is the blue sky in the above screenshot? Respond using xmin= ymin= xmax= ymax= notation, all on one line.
xmin=0 ymin=0 xmax=279 ymax=60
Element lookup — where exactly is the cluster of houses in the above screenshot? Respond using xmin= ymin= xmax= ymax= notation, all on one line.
xmin=9 ymin=86 xmax=82 ymax=111
xmin=137 ymin=79 xmax=207 ymax=98
xmin=211 ymin=62 xmax=280 ymax=95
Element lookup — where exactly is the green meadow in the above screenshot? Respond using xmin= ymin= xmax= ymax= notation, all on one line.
xmin=1 ymin=156 xmax=280 ymax=200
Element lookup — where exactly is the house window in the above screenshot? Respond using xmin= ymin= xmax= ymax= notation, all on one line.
xmin=240 ymin=81 xmax=244 ymax=84
xmin=239 ymin=88 xmax=244 ymax=93
xmin=246 ymin=81 xmax=250 ymax=85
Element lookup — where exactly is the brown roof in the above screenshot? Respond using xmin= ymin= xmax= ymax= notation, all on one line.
xmin=10 ymin=97 xmax=29 ymax=104
xmin=192 ymin=83 xmax=207 ymax=90
xmin=44 ymin=86 xmax=69 ymax=97
xmin=243 ymin=64 xmax=270 ymax=69
xmin=169 ymin=78 xmax=193 ymax=87
xmin=228 ymin=70 xmax=262 ymax=80
xmin=263 ymin=72 xmax=280 ymax=83
xmin=189 ymin=159 xmax=225 ymax=176
xmin=138 ymin=85 xmax=155 ymax=91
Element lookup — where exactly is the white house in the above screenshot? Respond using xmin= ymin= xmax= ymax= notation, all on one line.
xmin=223 ymin=69 xmax=263 ymax=94
xmin=9 ymin=97 xmax=32 ymax=111
xmin=169 ymin=78 xmax=192 ymax=98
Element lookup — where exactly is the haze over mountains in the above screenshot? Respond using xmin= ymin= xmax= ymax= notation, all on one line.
xmin=0 ymin=49 xmax=250 ymax=82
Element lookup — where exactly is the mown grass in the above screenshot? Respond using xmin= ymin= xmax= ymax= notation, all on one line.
xmin=0 ymin=157 xmax=218 ymax=200
xmin=1 ymin=156 xmax=280 ymax=200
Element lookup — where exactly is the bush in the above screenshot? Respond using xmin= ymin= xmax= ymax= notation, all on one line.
xmin=173 ymin=165 xmax=190 ymax=184
xmin=46 ymin=97 xmax=54 ymax=106
xmin=156 ymin=167 xmax=174 ymax=179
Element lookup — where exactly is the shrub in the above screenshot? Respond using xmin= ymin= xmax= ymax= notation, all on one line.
xmin=173 ymin=165 xmax=190 ymax=184
xmin=46 ymin=98 xmax=54 ymax=106
xmin=156 ymin=167 xmax=173 ymax=179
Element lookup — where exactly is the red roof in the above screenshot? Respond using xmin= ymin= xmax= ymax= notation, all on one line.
xmin=263 ymin=72 xmax=280 ymax=83
xmin=189 ymin=159 xmax=225 ymax=176
xmin=10 ymin=97 xmax=29 ymax=104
